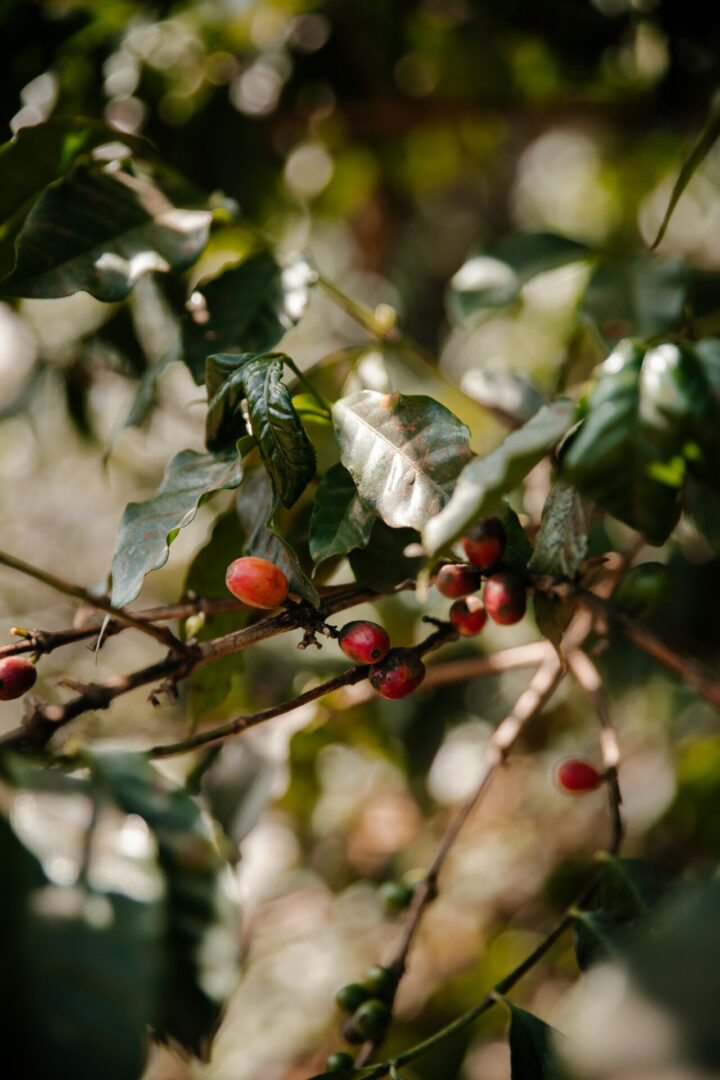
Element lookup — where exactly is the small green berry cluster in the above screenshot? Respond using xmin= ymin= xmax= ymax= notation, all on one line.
xmin=331 ymin=963 xmax=399 ymax=1058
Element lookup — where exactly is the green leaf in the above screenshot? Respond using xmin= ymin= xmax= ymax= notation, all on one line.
xmin=199 ymin=743 xmax=275 ymax=854
xmin=505 ymin=1000 xmax=569 ymax=1080
xmin=242 ymin=353 xmax=317 ymax=507
xmin=333 ymin=390 xmax=473 ymax=532
xmin=560 ymin=340 xmax=699 ymax=544
xmin=0 ymin=117 xmax=144 ymax=280
xmin=1 ymin=803 xmax=162 ymax=1080
xmin=573 ymin=909 xmax=630 ymax=971
xmin=583 ymin=255 xmax=688 ymax=343
xmin=87 ymin=752 xmax=236 ymax=1053
xmin=629 ymin=877 xmax=720 ymax=1071
xmin=204 ymin=352 xmax=254 ymax=451
xmin=182 ymin=250 xmax=312 ymax=383
xmin=234 ymin=468 xmax=319 ymax=605
xmin=573 ymin=856 xmax=678 ymax=971
xmin=533 ymin=591 xmax=574 ymax=650
xmin=309 ymin=462 xmax=376 ymax=569
xmin=448 ymin=232 xmax=590 ymax=324
xmin=423 ymin=399 xmax=577 ymax=556
xmin=3 ymin=164 xmax=211 ymax=301
xmin=111 ymin=448 xmax=244 ymax=608
xmin=686 ymin=476 xmax=720 ymax=554
xmin=528 ymin=482 xmax=591 ymax=578
xmin=349 ymin=520 xmax=424 ymax=590
xmin=497 ymin=502 xmax=534 ymax=571
xmin=651 ymin=99 xmax=720 ymax=250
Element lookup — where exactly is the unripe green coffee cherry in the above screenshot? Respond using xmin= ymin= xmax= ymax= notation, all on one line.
xmin=379 ymin=880 xmax=416 ymax=913
xmin=326 ymin=1050 xmax=355 ymax=1072
xmin=364 ymin=964 xmax=398 ymax=1002
xmin=335 ymin=982 xmax=371 ymax=1013
xmin=353 ymin=998 xmax=392 ymax=1040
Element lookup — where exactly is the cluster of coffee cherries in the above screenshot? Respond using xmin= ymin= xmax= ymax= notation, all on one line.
xmin=225 ymin=555 xmax=425 ymax=700
xmin=435 ymin=515 xmax=526 ymax=634
xmin=327 ymin=962 xmax=399 ymax=1068
xmin=225 ymin=515 xmax=527 ymax=703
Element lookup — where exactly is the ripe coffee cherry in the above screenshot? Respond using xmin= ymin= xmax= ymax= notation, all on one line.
xmin=338 ymin=620 xmax=390 ymax=664
xmin=484 ymin=571 xmax=526 ymax=625
xmin=326 ymin=1052 xmax=355 ymax=1072
xmin=365 ymin=964 xmax=398 ymax=1002
xmin=462 ymin=516 xmax=506 ymax=570
xmin=225 ymin=556 xmax=288 ymax=609
xmin=554 ymin=759 xmax=603 ymax=794
xmin=613 ymin=562 xmax=670 ymax=619
xmin=369 ymin=648 xmax=425 ymax=700
xmin=353 ymin=999 xmax=392 ymax=1040
xmin=449 ymin=596 xmax=488 ymax=637
xmin=0 ymin=656 xmax=37 ymax=700
xmin=436 ymin=563 xmax=482 ymax=598
xmin=335 ymin=983 xmax=371 ymax=1013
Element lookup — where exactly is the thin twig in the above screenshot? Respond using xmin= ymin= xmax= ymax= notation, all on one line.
xmin=0 ymin=549 xmax=184 ymax=652
xmin=354 ymin=646 xmax=566 ymax=1068
xmin=0 ymin=581 xmax=418 ymax=753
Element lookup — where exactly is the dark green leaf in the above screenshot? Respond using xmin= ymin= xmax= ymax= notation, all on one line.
xmin=1 ymin=803 xmax=162 ymax=1080
xmin=686 ymin=476 xmax=720 ymax=554
xmin=583 ymin=255 xmax=688 ymax=343
xmin=533 ymin=591 xmax=574 ymax=649
xmin=573 ymin=909 xmax=629 ymax=971
xmin=497 ymin=502 xmax=534 ymax=571
xmin=349 ymin=520 xmax=424 ymax=590
xmin=573 ymin=856 xmax=678 ymax=971
xmin=651 ymin=100 xmax=720 ymax=250
xmin=561 ymin=341 xmax=686 ymax=544
xmin=560 ymin=340 xmax=698 ymax=544
xmin=630 ymin=877 xmax=720 ymax=1070
xmin=182 ymin=250 xmax=312 ymax=383
xmin=333 ymin=390 xmax=473 ymax=532
xmin=309 ymin=462 xmax=376 ymax=569
xmin=423 ymin=399 xmax=577 ymax=555
xmin=597 ymin=855 xmax=677 ymax=920
xmin=528 ymin=482 xmax=591 ymax=578
xmin=111 ymin=448 xmax=244 ymax=608
xmin=87 ymin=752 xmax=236 ymax=1053
xmin=505 ymin=1000 xmax=569 ymax=1080
xmin=448 ymin=232 xmax=590 ymax=324
xmin=234 ymin=468 xmax=319 ymax=605
xmin=0 ymin=117 xmax=144 ymax=279
xmin=3 ymin=165 xmax=211 ymax=301
xmin=204 ymin=352 xmax=255 ymax=451
xmin=242 ymin=353 xmax=317 ymax=507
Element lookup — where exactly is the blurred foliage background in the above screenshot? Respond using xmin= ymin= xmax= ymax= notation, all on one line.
xmin=1 ymin=2 xmax=720 ymax=1079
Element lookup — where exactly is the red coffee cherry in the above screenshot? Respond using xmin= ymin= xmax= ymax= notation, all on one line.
xmin=436 ymin=563 xmax=482 ymax=598
xmin=449 ymin=596 xmax=488 ymax=636
xmin=225 ymin=556 xmax=289 ymax=609
xmin=483 ymin=571 xmax=526 ymax=625
xmin=369 ymin=648 xmax=425 ymax=700
xmin=462 ymin=516 xmax=506 ymax=570
xmin=554 ymin=759 xmax=603 ymax=794
xmin=0 ymin=656 xmax=37 ymax=700
xmin=338 ymin=621 xmax=390 ymax=664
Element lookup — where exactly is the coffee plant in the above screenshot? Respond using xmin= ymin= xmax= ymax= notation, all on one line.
xmin=1 ymin=4 xmax=720 ymax=1080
